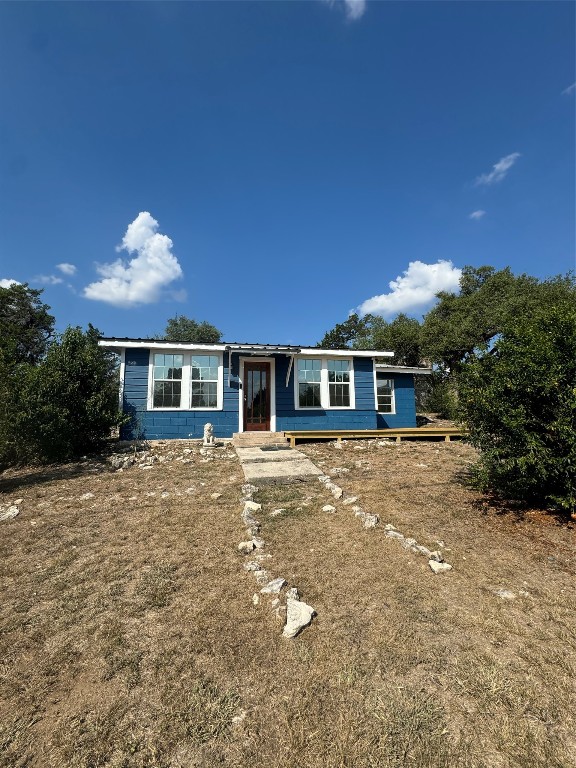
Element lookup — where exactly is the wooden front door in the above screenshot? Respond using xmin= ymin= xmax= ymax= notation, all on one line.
xmin=244 ymin=362 xmax=271 ymax=431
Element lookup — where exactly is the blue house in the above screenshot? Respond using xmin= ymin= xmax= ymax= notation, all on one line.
xmin=99 ymin=338 xmax=429 ymax=440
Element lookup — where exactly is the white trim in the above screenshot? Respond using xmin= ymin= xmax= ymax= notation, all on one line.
xmin=374 ymin=367 xmax=396 ymax=415
xmin=375 ymin=364 xmax=432 ymax=375
xmin=238 ymin=356 xmax=276 ymax=433
xmin=101 ymin=339 xmax=227 ymax=352
xmin=147 ymin=349 xmax=224 ymax=411
xmin=98 ymin=339 xmax=392 ymax=358
xmin=118 ymin=348 xmax=125 ymax=409
xmin=293 ymin=355 xmax=356 ymax=411
xmin=299 ymin=348 xmax=390 ymax=358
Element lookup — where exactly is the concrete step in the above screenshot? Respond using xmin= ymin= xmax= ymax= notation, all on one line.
xmin=233 ymin=431 xmax=288 ymax=447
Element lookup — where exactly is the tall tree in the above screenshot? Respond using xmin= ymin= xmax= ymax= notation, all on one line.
xmin=458 ymin=278 xmax=576 ymax=514
xmin=159 ymin=315 xmax=222 ymax=344
xmin=318 ymin=312 xmax=423 ymax=366
xmin=0 ymin=283 xmax=54 ymax=364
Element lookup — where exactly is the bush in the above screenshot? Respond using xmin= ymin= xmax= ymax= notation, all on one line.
xmin=422 ymin=374 xmax=458 ymax=419
xmin=0 ymin=325 xmax=126 ymax=467
xmin=458 ymin=302 xmax=576 ymax=515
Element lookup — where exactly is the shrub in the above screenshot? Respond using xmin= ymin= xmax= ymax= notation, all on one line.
xmin=458 ymin=302 xmax=576 ymax=515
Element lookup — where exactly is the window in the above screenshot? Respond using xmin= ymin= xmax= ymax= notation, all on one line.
xmin=328 ymin=360 xmax=350 ymax=407
xmin=150 ymin=351 xmax=222 ymax=410
xmin=153 ymin=354 xmax=183 ymax=408
xmin=191 ymin=355 xmax=219 ymax=408
xmin=295 ymin=357 xmax=354 ymax=409
xmin=376 ymin=376 xmax=395 ymax=413
xmin=297 ymin=359 xmax=321 ymax=407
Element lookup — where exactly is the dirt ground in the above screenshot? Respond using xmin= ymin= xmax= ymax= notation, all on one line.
xmin=1 ymin=437 xmax=574 ymax=768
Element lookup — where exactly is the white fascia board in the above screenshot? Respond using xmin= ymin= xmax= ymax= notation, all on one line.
xmin=375 ymin=364 xmax=432 ymax=375
xmin=98 ymin=339 xmax=227 ymax=352
xmin=299 ymin=348 xmax=393 ymax=358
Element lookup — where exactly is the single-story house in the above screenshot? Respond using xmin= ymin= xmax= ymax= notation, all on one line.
xmin=98 ymin=338 xmax=431 ymax=440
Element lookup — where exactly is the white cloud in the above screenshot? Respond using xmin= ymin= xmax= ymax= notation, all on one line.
xmin=56 ymin=262 xmax=77 ymax=276
xmin=562 ymin=82 xmax=576 ymax=95
xmin=35 ymin=274 xmax=63 ymax=285
xmin=83 ymin=211 xmax=184 ymax=307
xmin=357 ymin=260 xmax=462 ymax=317
xmin=323 ymin=0 xmax=366 ymax=21
xmin=475 ymin=153 xmax=521 ymax=186
xmin=0 ymin=278 xmax=21 ymax=288
xmin=469 ymin=210 xmax=486 ymax=220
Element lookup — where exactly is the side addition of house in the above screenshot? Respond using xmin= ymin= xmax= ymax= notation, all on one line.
xmin=98 ymin=338 xmax=429 ymax=440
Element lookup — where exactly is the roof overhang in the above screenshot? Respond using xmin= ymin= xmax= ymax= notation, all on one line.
xmin=375 ymin=364 xmax=432 ymax=375
xmin=98 ymin=338 xmax=393 ymax=358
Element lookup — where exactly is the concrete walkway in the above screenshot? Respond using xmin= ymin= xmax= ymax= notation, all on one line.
xmin=235 ymin=445 xmax=323 ymax=485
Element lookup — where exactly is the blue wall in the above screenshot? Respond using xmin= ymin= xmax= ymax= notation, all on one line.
xmin=120 ymin=349 xmax=417 ymax=439
xmin=275 ymin=355 xmax=377 ymax=432
xmin=121 ymin=348 xmax=240 ymax=440
xmin=375 ymin=373 xmax=417 ymax=428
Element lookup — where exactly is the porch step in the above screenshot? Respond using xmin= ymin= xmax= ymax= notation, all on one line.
xmin=232 ymin=431 xmax=289 ymax=448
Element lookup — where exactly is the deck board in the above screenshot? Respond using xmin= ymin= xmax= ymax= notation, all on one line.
xmin=283 ymin=427 xmax=468 ymax=447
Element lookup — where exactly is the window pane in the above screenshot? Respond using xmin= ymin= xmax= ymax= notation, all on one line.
xmin=191 ymin=381 xmax=217 ymax=408
xmin=329 ymin=383 xmax=350 ymax=407
xmin=328 ymin=360 xmax=350 ymax=384
xmin=299 ymin=382 xmax=321 ymax=408
xmin=153 ymin=354 xmax=182 ymax=380
xmin=153 ymin=380 xmax=181 ymax=408
xmin=377 ymin=377 xmax=394 ymax=412
xmin=192 ymin=355 xmax=219 ymax=381
xmin=297 ymin=359 xmax=321 ymax=383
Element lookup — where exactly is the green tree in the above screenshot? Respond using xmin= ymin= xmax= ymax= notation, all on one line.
xmin=159 ymin=315 xmax=222 ymax=343
xmin=0 ymin=325 xmax=126 ymax=467
xmin=458 ymin=283 xmax=576 ymax=515
xmin=318 ymin=312 xmax=423 ymax=366
xmin=0 ymin=283 xmax=54 ymax=364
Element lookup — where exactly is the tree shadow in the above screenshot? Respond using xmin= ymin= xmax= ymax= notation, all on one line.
xmin=0 ymin=459 xmax=111 ymax=494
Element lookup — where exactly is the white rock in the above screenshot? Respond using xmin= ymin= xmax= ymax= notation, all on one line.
xmin=385 ymin=523 xmax=397 ymax=531
xmin=161 ymin=491 xmax=170 ymax=498
xmin=238 ymin=541 xmax=255 ymax=554
xmin=401 ymin=537 xmax=417 ymax=549
xmin=283 ymin=598 xmax=315 ymax=638
xmin=14 ymin=499 xmax=23 ymax=505
xmin=322 ymin=505 xmax=336 ymax=513
xmin=342 ymin=496 xmax=358 ymax=505
xmin=243 ymin=561 xmax=262 ymax=572
xmin=269 ymin=509 xmax=285 ymax=517
xmin=429 ymin=560 xmax=453 ymax=574
xmin=386 ymin=530 xmax=405 ymax=540
xmin=211 ymin=492 xmax=222 ymax=500
xmin=412 ymin=544 xmax=433 ymax=558
xmin=494 ymin=589 xmax=516 ymax=599
xmin=429 ymin=551 xmax=444 ymax=563
xmin=252 ymin=594 xmax=260 ymax=606
xmin=286 ymin=587 xmax=299 ymax=601
xmin=254 ymin=570 xmax=270 ymax=585
xmin=80 ymin=492 xmax=95 ymax=500
xmin=260 ymin=577 xmax=287 ymax=594
xmin=363 ymin=514 xmax=379 ymax=528
xmin=0 ymin=506 xmax=19 ymax=522
xmin=244 ymin=500 xmax=262 ymax=513
xmin=252 ymin=537 xmax=265 ymax=549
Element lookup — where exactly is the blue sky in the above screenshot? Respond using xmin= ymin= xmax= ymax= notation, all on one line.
xmin=0 ymin=0 xmax=574 ymax=346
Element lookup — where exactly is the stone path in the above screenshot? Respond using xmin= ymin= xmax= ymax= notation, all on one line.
xmin=235 ymin=445 xmax=323 ymax=485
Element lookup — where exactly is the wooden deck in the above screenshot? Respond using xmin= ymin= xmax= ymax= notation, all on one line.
xmin=283 ymin=427 xmax=468 ymax=448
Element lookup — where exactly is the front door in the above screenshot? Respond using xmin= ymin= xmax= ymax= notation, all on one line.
xmin=244 ymin=362 xmax=271 ymax=431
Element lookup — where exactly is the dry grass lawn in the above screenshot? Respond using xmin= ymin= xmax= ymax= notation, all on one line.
xmin=1 ymin=437 xmax=574 ymax=768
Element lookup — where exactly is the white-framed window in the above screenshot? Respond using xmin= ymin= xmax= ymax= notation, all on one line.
xmin=152 ymin=353 xmax=184 ymax=408
xmin=295 ymin=357 xmax=355 ymax=409
xmin=191 ymin=355 xmax=219 ymax=408
xmin=376 ymin=375 xmax=395 ymax=413
xmin=149 ymin=351 xmax=223 ymax=410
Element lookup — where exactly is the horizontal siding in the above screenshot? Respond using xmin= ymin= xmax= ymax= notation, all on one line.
xmin=120 ymin=349 xmax=417 ymax=439
xmin=376 ymin=373 xmax=416 ymax=428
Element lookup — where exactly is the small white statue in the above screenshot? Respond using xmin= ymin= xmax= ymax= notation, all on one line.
xmin=203 ymin=422 xmax=215 ymax=447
